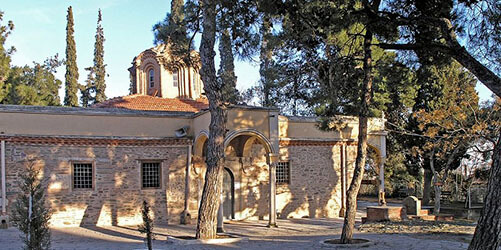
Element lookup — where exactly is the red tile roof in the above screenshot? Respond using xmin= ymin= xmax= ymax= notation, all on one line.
xmin=92 ymin=94 xmax=209 ymax=113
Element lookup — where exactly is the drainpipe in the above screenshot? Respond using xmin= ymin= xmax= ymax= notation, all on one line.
xmin=1 ymin=140 xmax=6 ymax=214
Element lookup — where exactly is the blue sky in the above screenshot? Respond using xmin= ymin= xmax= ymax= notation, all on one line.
xmin=1 ymin=0 xmax=493 ymax=102
xmin=2 ymin=0 xmax=260 ymax=101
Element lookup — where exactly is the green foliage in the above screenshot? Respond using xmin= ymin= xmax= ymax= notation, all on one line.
xmin=138 ymin=201 xmax=154 ymax=250
xmin=153 ymin=0 xmax=195 ymax=67
xmin=93 ymin=9 xmax=106 ymax=103
xmin=80 ymin=67 xmax=95 ymax=107
xmin=218 ymin=29 xmax=240 ymax=104
xmin=64 ymin=6 xmax=79 ymax=107
xmin=0 ymin=11 xmax=14 ymax=103
xmin=414 ymin=62 xmax=496 ymax=161
xmin=11 ymin=160 xmax=51 ymax=250
xmin=81 ymin=9 xmax=106 ymax=107
xmin=3 ymin=56 xmax=63 ymax=106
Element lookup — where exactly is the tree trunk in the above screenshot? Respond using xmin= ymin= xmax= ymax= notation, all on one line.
xmin=259 ymin=14 xmax=273 ymax=107
xmin=468 ymin=135 xmax=501 ymax=250
xmin=339 ymin=0 xmax=380 ymax=243
xmin=435 ymin=18 xmax=501 ymax=98
xmin=432 ymin=175 xmax=441 ymax=215
xmin=146 ymin=233 xmax=152 ymax=250
xmin=429 ymin=148 xmax=441 ymax=215
xmin=423 ymin=168 xmax=432 ymax=205
xmin=195 ymin=0 xmax=227 ymax=240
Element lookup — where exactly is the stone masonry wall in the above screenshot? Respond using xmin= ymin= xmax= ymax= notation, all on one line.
xmin=5 ymin=141 xmax=188 ymax=227
xmin=277 ymin=142 xmax=357 ymax=219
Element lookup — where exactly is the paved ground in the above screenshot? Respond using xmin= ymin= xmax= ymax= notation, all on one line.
xmin=0 ymin=201 xmax=473 ymax=249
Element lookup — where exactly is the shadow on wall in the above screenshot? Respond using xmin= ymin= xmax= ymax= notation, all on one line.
xmin=6 ymin=142 xmax=187 ymax=228
xmin=277 ymin=144 xmax=342 ymax=219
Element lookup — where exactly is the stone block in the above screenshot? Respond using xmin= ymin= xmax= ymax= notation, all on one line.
xmin=402 ymin=196 xmax=421 ymax=216
xmin=366 ymin=206 xmax=405 ymax=222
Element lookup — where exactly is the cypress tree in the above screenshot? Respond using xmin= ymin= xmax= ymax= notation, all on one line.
xmin=64 ymin=6 xmax=79 ymax=107
xmin=138 ymin=201 xmax=154 ymax=250
xmin=11 ymin=160 xmax=52 ymax=250
xmin=259 ymin=14 xmax=274 ymax=107
xmin=218 ymin=29 xmax=239 ymax=104
xmin=93 ymin=9 xmax=106 ymax=103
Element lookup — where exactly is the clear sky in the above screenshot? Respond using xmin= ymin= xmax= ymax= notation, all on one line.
xmin=2 ymin=0 xmax=260 ymax=101
xmin=1 ymin=0 xmax=493 ymax=102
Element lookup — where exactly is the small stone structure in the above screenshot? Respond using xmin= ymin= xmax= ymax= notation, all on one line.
xmin=402 ymin=196 xmax=421 ymax=216
xmin=366 ymin=206 xmax=405 ymax=222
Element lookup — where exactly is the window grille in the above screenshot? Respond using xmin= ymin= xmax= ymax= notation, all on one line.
xmin=149 ymin=69 xmax=154 ymax=87
xmin=142 ymin=162 xmax=161 ymax=188
xmin=73 ymin=163 xmax=93 ymax=189
xmin=173 ymin=69 xmax=179 ymax=87
xmin=276 ymin=161 xmax=290 ymax=184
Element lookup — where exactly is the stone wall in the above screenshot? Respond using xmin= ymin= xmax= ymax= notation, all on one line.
xmin=5 ymin=140 xmax=188 ymax=227
xmin=187 ymin=141 xmax=358 ymax=221
xmin=276 ymin=142 xmax=357 ymax=219
xmin=188 ymin=142 xmax=270 ymax=221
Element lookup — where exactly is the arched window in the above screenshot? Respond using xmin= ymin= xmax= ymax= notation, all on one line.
xmin=173 ymin=69 xmax=179 ymax=87
xmin=193 ymin=71 xmax=198 ymax=94
xmin=148 ymin=69 xmax=154 ymax=88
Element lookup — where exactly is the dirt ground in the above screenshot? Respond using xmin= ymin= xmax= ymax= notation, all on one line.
xmin=0 ymin=201 xmax=478 ymax=250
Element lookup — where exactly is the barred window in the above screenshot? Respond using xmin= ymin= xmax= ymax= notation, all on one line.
xmin=73 ymin=163 xmax=93 ymax=189
xmin=276 ymin=161 xmax=290 ymax=184
xmin=142 ymin=162 xmax=161 ymax=188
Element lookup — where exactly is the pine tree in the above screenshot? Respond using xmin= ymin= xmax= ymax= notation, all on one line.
xmin=11 ymin=160 xmax=51 ymax=250
xmin=195 ymin=0 xmax=225 ymax=240
xmin=138 ymin=201 xmax=154 ymax=250
xmin=93 ymin=9 xmax=106 ymax=103
xmin=64 ymin=6 xmax=79 ymax=107
xmin=153 ymin=0 xmax=192 ymax=63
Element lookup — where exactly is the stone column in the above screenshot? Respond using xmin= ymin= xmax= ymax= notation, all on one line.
xmin=378 ymin=134 xmax=387 ymax=206
xmin=339 ymin=144 xmax=347 ymax=217
xmin=217 ymin=192 xmax=224 ymax=233
xmin=1 ymin=140 xmax=5 ymax=214
xmin=181 ymin=145 xmax=192 ymax=224
xmin=268 ymin=153 xmax=278 ymax=227
xmin=378 ymin=157 xmax=386 ymax=205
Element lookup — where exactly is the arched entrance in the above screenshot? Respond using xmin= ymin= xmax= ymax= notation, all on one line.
xmin=222 ymin=168 xmax=235 ymax=219
xmin=192 ymin=129 xmax=278 ymax=227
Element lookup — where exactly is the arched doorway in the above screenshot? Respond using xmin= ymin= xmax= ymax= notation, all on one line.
xmin=222 ymin=168 xmax=235 ymax=219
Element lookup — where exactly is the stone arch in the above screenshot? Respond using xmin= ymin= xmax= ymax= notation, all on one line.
xmin=367 ymin=143 xmax=383 ymax=166
xmin=222 ymin=167 xmax=235 ymax=219
xmin=193 ymin=130 xmax=209 ymax=157
xmin=224 ymin=129 xmax=275 ymax=158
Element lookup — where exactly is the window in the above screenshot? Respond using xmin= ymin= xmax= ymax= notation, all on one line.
xmin=193 ymin=72 xmax=198 ymax=94
xmin=142 ymin=162 xmax=161 ymax=188
xmin=148 ymin=69 xmax=154 ymax=88
xmin=276 ymin=161 xmax=290 ymax=184
xmin=73 ymin=163 xmax=93 ymax=189
xmin=173 ymin=69 xmax=178 ymax=87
